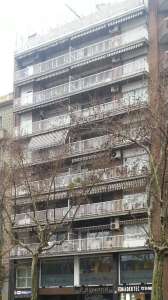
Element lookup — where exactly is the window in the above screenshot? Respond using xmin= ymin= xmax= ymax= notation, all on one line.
xmin=80 ymin=255 xmax=113 ymax=285
xmin=124 ymin=223 xmax=148 ymax=237
xmin=120 ymin=253 xmax=154 ymax=284
xmin=16 ymin=264 xmax=31 ymax=288
xmin=41 ymin=258 xmax=74 ymax=287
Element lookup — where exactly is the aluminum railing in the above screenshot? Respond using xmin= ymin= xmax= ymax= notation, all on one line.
xmin=29 ymin=128 xmax=141 ymax=164
xmin=15 ymin=0 xmax=148 ymax=53
xmin=13 ymin=95 xmax=148 ymax=138
xmin=10 ymin=234 xmax=146 ymax=257
xmin=14 ymin=27 xmax=148 ymax=82
xmin=12 ymin=194 xmax=147 ymax=227
xmin=158 ymin=18 xmax=168 ymax=43
xmin=13 ymin=164 xmax=148 ymax=197
xmin=13 ymin=59 xmax=149 ymax=110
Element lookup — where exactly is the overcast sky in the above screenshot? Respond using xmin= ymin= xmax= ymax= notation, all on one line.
xmin=0 ymin=0 xmax=122 ymax=97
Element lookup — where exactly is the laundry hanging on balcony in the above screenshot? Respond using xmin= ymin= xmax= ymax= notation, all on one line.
xmin=28 ymin=129 xmax=69 ymax=150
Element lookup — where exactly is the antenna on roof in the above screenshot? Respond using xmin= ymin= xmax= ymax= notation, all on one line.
xmin=65 ymin=4 xmax=81 ymax=19
xmin=28 ymin=27 xmax=40 ymax=38
xmin=96 ymin=4 xmax=101 ymax=10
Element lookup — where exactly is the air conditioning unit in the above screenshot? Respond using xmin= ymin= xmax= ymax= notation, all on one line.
xmin=111 ymin=149 xmax=122 ymax=158
xmin=112 ymin=54 xmax=121 ymax=63
xmin=110 ymin=217 xmax=120 ymax=230
xmin=109 ymin=24 xmax=120 ymax=33
xmin=111 ymin=84 xmax=120 ymax=93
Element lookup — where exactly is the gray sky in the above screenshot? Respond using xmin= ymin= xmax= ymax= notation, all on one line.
xmin=0 ymin=0 xmax=121 ymax=97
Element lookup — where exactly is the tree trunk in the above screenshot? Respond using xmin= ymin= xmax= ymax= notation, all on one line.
xmin=151 ymin=250 xmax=164 ymax=300
xmin=0 ymin=209 xmax=3 ymax=300
xmin=31 ymin=253 xmax=38 ymax=300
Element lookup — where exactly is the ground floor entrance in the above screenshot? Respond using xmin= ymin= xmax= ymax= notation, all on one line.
xmin=119 ymin=293 xmax=151 ymax=300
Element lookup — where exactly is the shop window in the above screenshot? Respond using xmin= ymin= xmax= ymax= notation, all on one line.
xmin=16 ymin=263 xmax=31 ymax=288
xmin=120 ymin=253 xmax=154 ymax=284
xmin=80 ymin=255 xmax=113 ymax=285
xmin=41 ymin=258 xmax=74 ymax=287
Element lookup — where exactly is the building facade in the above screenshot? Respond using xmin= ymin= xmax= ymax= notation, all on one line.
xmin=10 ymin=1 xmax=168 ymax=300
xmin=0 ymin=93 xmax=13 ymax=300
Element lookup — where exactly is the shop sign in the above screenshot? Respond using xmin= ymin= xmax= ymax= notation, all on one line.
xmin=82 ymin=295 xmax=113 ymax=300
xmin=118 ymin=285 xmax=152 ymax=293
xmin=14 ymin=291 xmax=31 ymax=298
xmin=14 ymin=291 xmax=31 ymax=295
xmin=80 ymin=272 xmax=113 ymax=285
xmin=76 ymin=286 xmax=113 ymax=294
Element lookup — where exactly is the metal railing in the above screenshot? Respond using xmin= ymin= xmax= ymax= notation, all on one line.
xmin=15 ymin=0 xmax=148 ymax=53
xmin=13 ymin=95 xmax=148 ymax=138
xmin=13 ymin=59 xmax=149 ymax=110
xmin=10 ymin=234 xmax=146 ymax=257
xmin=12 ymin=194 xmax=147 ymax=227
xmin=13 ymin=163 xmax=149 ymax=197
xmin=14 ymin=27 xmax=148 ymax=82
xmin=28 ymin=128 xmax=142 ymax=164
xmin=158 ymin=18 xmax=168 ymax=43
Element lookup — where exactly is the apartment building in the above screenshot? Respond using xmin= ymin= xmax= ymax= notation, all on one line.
xmin=10 ymin=0 xmax=168 ymax=300
xmin=0 ymin=93 xmax=13 ymax=300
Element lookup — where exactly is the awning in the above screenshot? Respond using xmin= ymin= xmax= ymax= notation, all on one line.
xmin=28 ymin=129 xmax=69 ymax=150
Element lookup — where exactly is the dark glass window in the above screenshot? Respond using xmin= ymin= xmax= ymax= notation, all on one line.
xmin=120 ymin=253 xmax=154 ymax=284
xmin=41 ymin=258 xmax=74 ymax=287
xmin=80 ymin=255 xmax=113 ymax=285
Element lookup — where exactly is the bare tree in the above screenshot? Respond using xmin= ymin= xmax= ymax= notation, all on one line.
xmin=78 ymin=81 xmax=168 ymax=300
xmin=2 ymin=136 xmax=105 ymax=300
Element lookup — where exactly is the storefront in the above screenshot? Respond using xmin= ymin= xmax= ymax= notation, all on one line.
xmin=118 ymin=252 xmax=154 ymax=300
xmin=118 ymin=285 xmax=152 ymax=300
xmin=79 ymin=255 xmax=113 ymax=285
xmin=40 ymin=258 xmax=74 ymax=287
xmin=120 ymin=253 xmax=154 ymax=284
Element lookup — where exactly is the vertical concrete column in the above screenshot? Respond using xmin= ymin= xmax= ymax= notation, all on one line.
xmin=74 ymin=256 xmax=80 ymax=286
xmin=8 ymin=260 xmax=15 ymax=300
xmin=113 ymin=253 xmax=120 ymax=300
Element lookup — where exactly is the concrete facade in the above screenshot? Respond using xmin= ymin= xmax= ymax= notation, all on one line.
xmin=10 ymin=1 xmax=168 ymax=300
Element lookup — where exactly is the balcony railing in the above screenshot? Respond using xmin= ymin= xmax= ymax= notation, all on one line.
xmin=13 ymin=95 xmax=148 ymax=138
xmin=13 ymin=164 xmax=148 ymax=197
xmin=158 ymin=18 xmax=168 ymax=44
xmin=10 ymin=234 xmax=146 ymax=257
xmin=15 ymin=0 xmax=148 ymax=53
xmin=12 ymin=194 xmax=147 ymax=227
xmin=14 ymin=27 xmax=148 ymax=82
xmin=29 ymin=128 xmax=142 ymax=164
xmin=13 ymin=59 xmax=149 ymax=110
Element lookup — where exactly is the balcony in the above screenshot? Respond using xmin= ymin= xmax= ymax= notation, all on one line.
xmin=158 ymin=0 xmax=168 ymax=11
xmin=13 ymin=164 xmax=149 ymax=197
xmin=158 ymin=18 xmax=168 ymax=44
xmin=15 ymin=0 xmax=148 ymax=54
xmin=13 ymin=59 xmax=149 ymax=112
xmin=13 ymin=96 xmax=148 ymax=138
xmin=28 ymin=128 xmax=147 ymax=165
xmin=10 ymin=234 xmax=146 ymax=257
xmin=159 ymin=51 xmax=168 ymax=72
xmin=14 ymin=27 xmax=148 ymax=84
xmin=12 ymin=194 xmax=147 ymax=227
